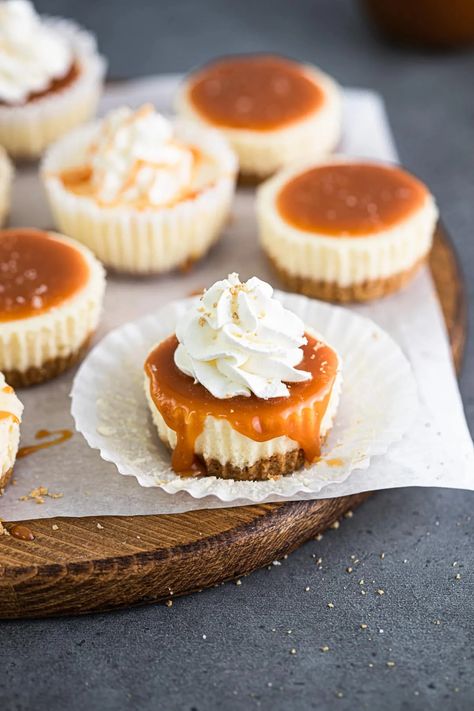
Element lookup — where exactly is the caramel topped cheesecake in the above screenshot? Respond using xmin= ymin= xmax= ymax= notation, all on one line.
xmin=258 ymin=157 xmax=438 ymax=302
xmin=144 ymin=274 xmax=341 ymax=480
xmin=0 ymin=228 xmax=105 ymax=386
xmin=42 ymin=104 xmax=237 ymax=274
xmin=0 ymin=371 xmax=23 ymax=491
xmin=176 ymin=54 xmax=341 ymax=180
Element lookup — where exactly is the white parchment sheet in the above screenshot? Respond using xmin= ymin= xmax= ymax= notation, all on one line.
xmin=2 ymin=76 xmax=473 ymax=520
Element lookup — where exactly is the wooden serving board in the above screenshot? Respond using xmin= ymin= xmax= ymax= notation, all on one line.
xmin=0 ymin=226 xmax=466 ymax=619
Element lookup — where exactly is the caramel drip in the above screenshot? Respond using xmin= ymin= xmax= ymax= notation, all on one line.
xmin=17 ymin=429 xmax=73 ymax=459
xmin=0 ymin=61 xmax=80 ymax=107
xmin=0 ymin=229 xmax=90 ymax=322
xmin=277 ymin=163 xmax=428 ymax=236
xmin=0 ymin=411 xmax=19 ymax=425
xmin=9 ymin=524 xmax=35 ymax=541
xmin=189 ymin=55 xmax=324 ymax=131
xmin=145 ymin=333 xmax=338 ymax=475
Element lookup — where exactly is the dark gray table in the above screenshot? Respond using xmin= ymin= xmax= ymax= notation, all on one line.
xmin=2 ymin=2 xmax=473 ymax=709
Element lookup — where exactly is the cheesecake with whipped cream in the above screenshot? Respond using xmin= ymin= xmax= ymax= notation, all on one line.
xmin=258 ymin=157 xmax=438 ymax=302
xmin=42 ymin=104 xmax=238 ymax=274
xmin=0 ymin=371 xmax=23 ymax=491
xmin=0 ymin=0 xmax=105 ymax=158
xmin=0 ymin=228 xmax=105 ymax=386
xmin=144 ymin=274 xmax=342 ymax=480
xmin=176 ymin=54 xmax=342 ymax=180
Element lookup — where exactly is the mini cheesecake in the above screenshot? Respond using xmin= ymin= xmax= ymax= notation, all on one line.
xmin=0 ymin=1 xmax=105 ymax=159
xmin=258 ymin=157 xmax=439 ymax=302
xmin=0 ymin=228 xmax=105 ymax=387
xmin=42 ymin=105 xmax=237 ymax=274
xmin=176 ymin=54 xmax=342 ymax=181
xmin=0 ymin=372 xmax=23 ymax=491
xmin=144 ymin=274 xmax=341 ymax=481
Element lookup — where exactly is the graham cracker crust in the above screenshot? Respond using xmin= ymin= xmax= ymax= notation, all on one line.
xmin=0 ymin=466 xmax=14 ymax=492
xmin=3 ymin=334 xmax=93 ymax=388
xmin=269 ymin=254 xmax=427 ymax=303
xmin=205 ymin=448 xmax=306 ymax=481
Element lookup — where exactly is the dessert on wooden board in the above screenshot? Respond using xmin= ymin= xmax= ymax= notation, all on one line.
xmin=0 ymin=228 xmax=105 ymax=387
xmin=144 ymin=273 xmax=342 ymax=481
xmin=257 ymin=156 xmax=438 ymax=302
xmin=41 ymin=104 xmax=238 ymax=274
xmin=0 ymin=0 xmax=105 ymax=159
xmin=0 ymin=371 xmax=22 ymax=492
xmin=176 ymin=54 xmax=342 ymax=180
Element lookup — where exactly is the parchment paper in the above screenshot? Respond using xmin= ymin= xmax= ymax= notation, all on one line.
xmin=2 ymin=76 xmax=473 ymax=521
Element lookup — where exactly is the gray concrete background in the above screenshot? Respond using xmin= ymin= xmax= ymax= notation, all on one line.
xmin=2 ymin=1 xmax=474 ymax=709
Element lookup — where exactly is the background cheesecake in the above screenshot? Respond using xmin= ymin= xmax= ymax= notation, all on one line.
xmin=0 ymin=371 xmax=23 ymax=492
xmin=258 ymin=157 xmax=438 ymax=302
xmin=176 ymin=54 xmax=342 ymax=181
xmin=0 ymin=228 xmax=105 ymax=386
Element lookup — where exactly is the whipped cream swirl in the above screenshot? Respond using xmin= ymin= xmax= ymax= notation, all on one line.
xmin=0 ymin=1 xmax=73 ymax=105
xmin=89 ymin=105 xmax=195 ymax=207
xmin=174 ymin=273 xmax=311 ymax=399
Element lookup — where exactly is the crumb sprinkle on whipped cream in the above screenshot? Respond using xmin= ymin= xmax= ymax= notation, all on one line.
xmin=87 ymin=104 xmax=196 ymax=207
xmin=0 ymin=0 xmax=73 ymax=105
xmin=174 ymin=273 xmax=312 ymax=399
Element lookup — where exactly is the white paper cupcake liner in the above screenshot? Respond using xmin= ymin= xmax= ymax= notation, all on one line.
xmin=176 ymin=65 xmax=342 ymax=178
xmin=0 ymin=146 xmax=13 ymax=226
xmin=71 ymin=292 xmax=419 ymax=503
xmin=42 ymin=119 xmax=238 ymax=274
xmin=0 ymin=17 xmax=106 ymax=159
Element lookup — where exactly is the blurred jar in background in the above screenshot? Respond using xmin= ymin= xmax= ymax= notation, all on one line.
xmin=361 ymin=0 xmax=474 ymax=49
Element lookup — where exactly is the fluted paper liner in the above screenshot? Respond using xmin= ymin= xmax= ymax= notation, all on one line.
xmin=71 ymin=292 xmax=418 ymax=503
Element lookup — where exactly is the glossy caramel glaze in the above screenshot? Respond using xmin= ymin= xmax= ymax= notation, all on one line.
xmin=0 ymin=229 xmax=89 ymax=322
xmin=9 ymin=524 xmax=35 ymax=541
xmin=0 ymin=61 xmax=80 ymax=107
xmin=188 ymin=55 xmax=324 ymax=131
xmin=0 ymin=411 xmax=19 ymax=424
xmin=145 ymin=333 xmax=338 ymax=475
xmin=277 ymin=162 xmax=428 ymax=236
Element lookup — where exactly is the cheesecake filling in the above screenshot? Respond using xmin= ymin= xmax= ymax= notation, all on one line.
xmin=277 ymin=162 xmax=428 ymax=236
xmin=145 ymin=274 xmax=339 ymax=475
xmin=0 ymin=228 xmax=90 ymax=322
xmin=0 ymin=0 xmax=73 ymax=106
xmin=188 ymin=55 xmax=325 ymax=131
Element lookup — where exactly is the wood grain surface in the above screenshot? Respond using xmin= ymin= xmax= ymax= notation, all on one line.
xmin=0 ymin=226 xmax=466 ymax=619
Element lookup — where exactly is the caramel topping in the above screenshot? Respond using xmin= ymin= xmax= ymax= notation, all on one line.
xmin=0 ymin=61 xmax=80 ymax=107
xmin=188 ymin=55 xmax=324 ymax=131
xmin=277 ymin=163 xmax=428 ymax=236
xmin=0 ymin=411 xmax=19 ymax=425
xmin=145 ymin=333 xmax=338 ymax=475
xmin=9 ymin=524 xmax=35 ymax=541
xmin=0 ymin=229 xmax=89 ymax=322
xmin=57 ymin=146 xmax=208 ymax=211
xmin=17 ymin=429 xmax=73 ymax=459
